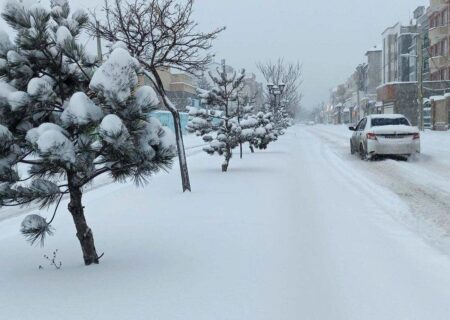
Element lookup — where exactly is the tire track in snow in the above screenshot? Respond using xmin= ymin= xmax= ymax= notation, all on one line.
xmin=304 ymin=125 xmax=450 ymax=254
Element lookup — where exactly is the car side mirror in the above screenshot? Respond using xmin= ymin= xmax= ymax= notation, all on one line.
xmin=349 ymin=126 xmax=356 ymax=131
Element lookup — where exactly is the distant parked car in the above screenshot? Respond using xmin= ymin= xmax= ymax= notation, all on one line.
xmin=349 ymin=114 xmax=420 ymax=160
xmin=307 ymin=121 xmax=315 ymax=126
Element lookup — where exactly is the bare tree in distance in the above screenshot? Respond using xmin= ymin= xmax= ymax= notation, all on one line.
xmin=257 ymin=59 xmax=303 ymax=119
xmin=91 ymin=0 xmax=225 ymax=192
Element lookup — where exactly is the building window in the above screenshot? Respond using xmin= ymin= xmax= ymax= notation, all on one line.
xmin=443 ymin=39 xmax=448 ymax=56
xmin=440 ymin=68 xmax=447 ymax=80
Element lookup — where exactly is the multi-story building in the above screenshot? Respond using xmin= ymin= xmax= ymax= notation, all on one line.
xmin=141 ymin=68 xmax=200 ymax=110
xmin=382 ymin=23 xmax=418 ymax=83
xmin=360 ymin=46 xmax=383 ymax=116
xmin=429 ymin=0 xmax=450 ymax=80
xmin=409 ymin=6 xmax=430 ymax=81
xmin=365 ymin=46 xmax=383 ymax=94
xmin=158 ymin=68 xmax=199 ymax=109
xmin=241 ymin=73 xmax=264 ymax=110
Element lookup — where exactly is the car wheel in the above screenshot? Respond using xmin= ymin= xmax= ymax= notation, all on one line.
xmin=359 ymin=144 xmax=367 ymax=160
xmin=350 ymin=140 xmax=355 ymax=155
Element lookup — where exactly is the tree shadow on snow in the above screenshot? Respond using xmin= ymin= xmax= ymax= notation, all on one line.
xmin=194 ymin=166 xmax=270 ymax=175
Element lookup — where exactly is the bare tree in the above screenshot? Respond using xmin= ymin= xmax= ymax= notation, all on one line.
xmin=257 ymin=59 xmax=303 ymax=119
xmin=91 ymin=0 xmax=225 ymax=192
xmin=354 ymin=63 xmax=368 ymax=117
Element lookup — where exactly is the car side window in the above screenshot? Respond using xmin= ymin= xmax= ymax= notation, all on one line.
xmin=355 ymin=119 xmax=363 ymax=131
xmin=359 ymin=118 xmax=367 ymax=131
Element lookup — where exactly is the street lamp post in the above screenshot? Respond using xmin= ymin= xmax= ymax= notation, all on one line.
xmin=267 ymin=82 xmax=286 ymax=115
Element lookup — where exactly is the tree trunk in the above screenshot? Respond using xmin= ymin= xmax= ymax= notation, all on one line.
xmin=249 ymin=145 xmax=255 ymax=153
xmin=222 ymin=147 xmax=232 ymax=172
xmin=240 ymin=142 xmax=243 ymax=159
xmin=67 ymin=175 xmax=99 ymax=265
xmin=145 ymin=69 xmax=191 ymax=192
xmin=168 ymin=108 xmax=191 ymax=192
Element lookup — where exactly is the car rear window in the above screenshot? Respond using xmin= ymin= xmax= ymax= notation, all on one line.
xmin=371 ymin=118 xmax=410 ymax=127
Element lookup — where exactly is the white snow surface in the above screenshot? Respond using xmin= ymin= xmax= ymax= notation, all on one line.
xmin=89 ymin=48 xmax=139 ymax=104
xmin=135 ymin=85 xmax=159 ymax=109
xmin=0 ymin=80 xmax=15 ymax=98
xmin=55 ymin=26 xmax=73 ymax=46
xmin=99 ymin=114 xmax=124 ymax=135
xmin=7 ymin=91 xmax=30 ymax=111
xmin=370 ymin=124 xmax=419 ymax=134
xmin=36 ymin=130 xmax=75 ymax=163
xmin=27 ymin=77 xmax=54 ymax=101
xmin=26 ymin=123 xmax=68 ymax=144
xmin=61 ymin=92 xmax=103 ymax=126
xmin=2 ymin=126 xmax=450 ymax=319
xmin=26 ymin=123 xmax=75 ymax=163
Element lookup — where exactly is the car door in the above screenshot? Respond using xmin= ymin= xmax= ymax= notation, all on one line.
xmin=352 ymin=118 xmax=364 ymax=147
xmin=355 ymin=118 xmax=367 ymax=147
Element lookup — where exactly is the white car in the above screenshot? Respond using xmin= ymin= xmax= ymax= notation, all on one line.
xmin=349 ymin=114 xmax=420 ymax=160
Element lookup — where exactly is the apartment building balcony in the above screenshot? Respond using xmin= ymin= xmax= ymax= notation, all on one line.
xmin=430 ymin=0 xmax=450 ymax=14
xmin=429 ymin=25 xmax=450 ymax=45
xmin=429 ymin=55 xmax=450 ymax=73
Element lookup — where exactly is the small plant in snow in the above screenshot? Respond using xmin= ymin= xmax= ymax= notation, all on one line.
xmin=38 ymin=249 xmax=62 ymax=270
xmin=43 ymin=249 xmax=62 ymax=270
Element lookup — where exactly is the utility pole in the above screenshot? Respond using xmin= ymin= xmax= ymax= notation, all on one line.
xmin=417 ymin=33 xmax=424 ymax=131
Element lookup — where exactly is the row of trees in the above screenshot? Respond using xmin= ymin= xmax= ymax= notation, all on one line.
xmin=186 ymin=64 xmax=291 ymax=172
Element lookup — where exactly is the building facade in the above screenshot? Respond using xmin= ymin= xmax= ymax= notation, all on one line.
xmin=141 ymin=68 xmax=200 ymax=110
xmin=382 ymin=23 xmax=417 ymax=83
xmin=409 ymin=6 xmax=430 ymax=82
xmin=241 ymin=73 xmax=264 ymax=110
xmin=429 ymin=0 xmax=450 ymax=80
xmin=365 ymin=47 xmax=383 ymax=94
xmin=377 ymin=80 xmax=450 ymax=126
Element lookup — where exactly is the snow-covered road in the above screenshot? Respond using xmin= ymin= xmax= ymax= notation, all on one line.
xmin=306 ymin=124 xmax=450 ymax=254
xmin=2 ymin=125 xmax=450 ymax=319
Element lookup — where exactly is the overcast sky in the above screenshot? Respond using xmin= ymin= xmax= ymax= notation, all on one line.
xmin=0 ymin=0 xmax=428 ymax=109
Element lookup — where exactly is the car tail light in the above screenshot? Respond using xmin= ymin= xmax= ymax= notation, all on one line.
xmin=413 ymin=133 xmax=420 ymax=140
xmin=367 ymin=133 xmax=377 ymax=140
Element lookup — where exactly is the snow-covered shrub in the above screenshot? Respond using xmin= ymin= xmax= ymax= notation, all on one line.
xmin=0 ymin=0 xmax=175 ymax=265
xmin=250 ymin=112 xmax=279 ymax=150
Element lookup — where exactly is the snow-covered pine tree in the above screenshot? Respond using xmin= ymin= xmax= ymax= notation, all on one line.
xmin=186 ymin=106 xmax=215 ymax=137
xmin=249 ymin=111 xmax=278 ymax=150
xmin=187 ymin=65 xmax=245 ymax=172
xmin=273 ymin=99 xmax=291 ymax=134
xmin=237 ymin=103 xmax=257 ymax=156
xmin=0 ymin=0 xmax=175 ymax=265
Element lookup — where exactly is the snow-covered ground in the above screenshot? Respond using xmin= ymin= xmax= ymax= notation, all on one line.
xmin=2 ymin=125 xmax=450 ymax=319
